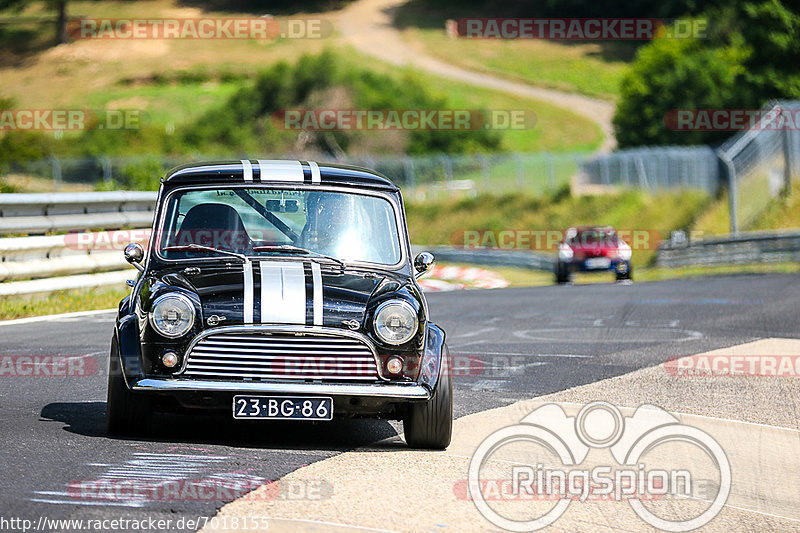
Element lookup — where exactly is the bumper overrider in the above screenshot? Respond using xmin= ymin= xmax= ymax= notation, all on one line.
xmin=120 ymin=323 xmax=446 ymax=414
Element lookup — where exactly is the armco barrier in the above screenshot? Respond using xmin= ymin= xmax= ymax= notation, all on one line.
xmin=0 ymin=191 xmax=157 ymax=235
xmin=0 ymin=192 xmax=155 ymax=293
xmin=412 ymin=246 xmax=554 ymax=271
xmin=657 ymin=230 xmax=800 ymax=268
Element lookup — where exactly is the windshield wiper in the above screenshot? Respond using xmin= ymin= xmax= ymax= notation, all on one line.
xmin=163 ymin=244 xmax=249 ymax=263
xmin=252 ymin=244 xmax=346 ymax=270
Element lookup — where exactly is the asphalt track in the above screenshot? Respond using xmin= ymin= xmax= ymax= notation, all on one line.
xmin=1 ymin=273 xmax=799 ymax=532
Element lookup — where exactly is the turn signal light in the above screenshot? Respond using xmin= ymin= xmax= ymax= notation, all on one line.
xmin=386 ymin=357 xmax=403 ymax=375
xmin=162 ymin=351 xmax=179 ymax=368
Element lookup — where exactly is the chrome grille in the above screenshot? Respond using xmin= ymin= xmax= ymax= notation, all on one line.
xmin=183 ymin=331 xmax=380 ymax=381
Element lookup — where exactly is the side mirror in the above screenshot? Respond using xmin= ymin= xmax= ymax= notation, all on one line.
xmin=414 ymin=252 xmax=435 ymax=279
xmin=124 ymin=242 xmax=145 ymax=272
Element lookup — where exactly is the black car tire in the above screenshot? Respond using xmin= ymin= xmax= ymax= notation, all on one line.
xmin=555 ymin=261 xmax=571 ymax=284
xmin=404 ymin=346 xmax=453 ymax=450
xmin=616 ymin=263 xmax=633 ymax=282
xmin=106 ymin=336 xmax=152 ymax=436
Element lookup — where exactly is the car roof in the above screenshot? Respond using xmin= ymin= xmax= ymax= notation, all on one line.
xmin=163 ymin=160 xmax=399 ymax=191
xmin=571 ymin=225 xmax=615 ymax=233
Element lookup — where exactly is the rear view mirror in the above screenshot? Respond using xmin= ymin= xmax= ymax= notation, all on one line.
xmin=265 ymin=199 xmax=299 ymax=213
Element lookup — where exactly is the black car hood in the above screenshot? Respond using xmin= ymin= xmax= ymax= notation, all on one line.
xmin=159 ymin=260 xmax=397 ymax=328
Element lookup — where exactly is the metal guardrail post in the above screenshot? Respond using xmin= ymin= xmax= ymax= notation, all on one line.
xmin=784 ymin=125 xmax=794 ymax=197
xmin=403 ymin=157 xmax=415 ymax=192
xmin=101 ymin=157 xmax=113 ymax=185
xmin=49 ymin=155 xmax=61 ymax=192
xmin=718 ymin=149 xmax=738 ymax=236
xmin=514 ymin=154 xmax=524 ymax=189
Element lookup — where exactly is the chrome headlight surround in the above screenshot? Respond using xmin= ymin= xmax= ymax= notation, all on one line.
xmin=148 ymin=293 xmax=195 ymax=339
xmin=373 ymin=300 xmax=419 ymax=346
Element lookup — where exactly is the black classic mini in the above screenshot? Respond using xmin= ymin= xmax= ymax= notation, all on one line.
xmin=108 ymin=160 xmax=452 ymax=449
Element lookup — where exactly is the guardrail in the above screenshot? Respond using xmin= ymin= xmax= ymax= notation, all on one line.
xmin=0 ymin=191 xmax=157 ymax=235
xmin=656 ymin=230 xmax=800 ymax=268
xmin=0 ymin=192 xmax=155 ymax=295
xmin=0 ymin=191 xmax=556 ymax=296
xmin=414 ymin=246 xmax=554 ymax=271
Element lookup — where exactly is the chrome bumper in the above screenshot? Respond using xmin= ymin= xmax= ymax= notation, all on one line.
xmin=132 ymin=378 xmax=431 ymax=401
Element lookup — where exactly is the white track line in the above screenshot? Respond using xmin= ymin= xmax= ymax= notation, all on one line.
xmin=0 ymin=308 xmax=116 ymax=327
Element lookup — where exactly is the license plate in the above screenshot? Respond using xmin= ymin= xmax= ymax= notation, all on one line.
xmin=233 ymin=396 xmax=333 ymax=420
xmin=585 ymin=257 xmax=611 ymax=270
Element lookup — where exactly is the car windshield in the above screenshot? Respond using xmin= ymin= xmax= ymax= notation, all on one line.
xmin=158 ymin=187 xmax=402 ymax=266
xmin=571 ymin=229 xmax=617 ymax=247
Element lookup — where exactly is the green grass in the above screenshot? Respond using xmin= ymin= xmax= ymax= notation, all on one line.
xmin=334 ymin=49 xmax=604 ymax=153
xmin=0 ymin=286 xmax=128 ymax=321
xmin=392 ymin=1 xmax=631 ymax=101
xmin=440 ymin=261 xmax=800 ymax=289
xmin=84 ymin=80 xmax=244 ymax=128
xmin=406 ymin=189 xmax=712 ymax=268
xmin=636 ymin=262 xmax=800 ymax=282
xmin=422 ymin=75 xmax=602 ymax=152
xmin=401 ymin=28 xmax=629 ymax=100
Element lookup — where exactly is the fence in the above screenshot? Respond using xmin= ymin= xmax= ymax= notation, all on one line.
xmin=718 ymin=101 xmax=800 ymax=234
xmin=579 ymin=146 xmax=720 ymax=194
xmin=2 ymin=100 xmax=799 ymax=225
xmin=1 ymin=152 xmax=585 ymax=200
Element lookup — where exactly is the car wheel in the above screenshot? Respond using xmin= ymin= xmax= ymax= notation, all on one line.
xmin=616 ymin=263 xmax=633 ymax=282
xmin=555 ymin=262 xmax=571 ymax=284
xmin=106 ymin=336 xmax=151 ymax=436
xmin=404 ymin=345 xmax=453 ymax=449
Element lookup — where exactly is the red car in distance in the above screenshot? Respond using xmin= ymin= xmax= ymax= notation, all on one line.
xmin=554 ymin=226 xmax=632 ymax=284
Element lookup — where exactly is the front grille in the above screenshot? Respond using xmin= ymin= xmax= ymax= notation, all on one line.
xmin=182 ymin=331 xmax=381 ymax=382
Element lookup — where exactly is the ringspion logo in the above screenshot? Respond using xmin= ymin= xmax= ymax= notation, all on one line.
xmin=468 ymin=401 xmax=730 ymax=531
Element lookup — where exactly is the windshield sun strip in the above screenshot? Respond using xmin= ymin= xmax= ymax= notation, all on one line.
xmin=153 ymin=184 xmax=406 ymax=269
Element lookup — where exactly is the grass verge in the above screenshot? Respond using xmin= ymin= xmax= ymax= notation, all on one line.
xmin=0 ymin=286 xmax=127 ymax=321
xmin=399 ymin=27 xmax=628 ymax=101
xmin=448 ymin=262 xmax=800 ymax=289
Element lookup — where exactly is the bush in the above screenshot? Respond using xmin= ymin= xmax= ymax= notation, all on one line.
xmin=613 ymin=36 xmax=748 ymax=147
xmin=614 ymin=1 xmax=800 ymax=147
xmin=181 ymin=50 xmax=502 ymax=156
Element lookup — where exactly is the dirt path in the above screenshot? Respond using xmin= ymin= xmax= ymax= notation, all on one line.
xmin=336 ymin=0 xmax=617 ymax=152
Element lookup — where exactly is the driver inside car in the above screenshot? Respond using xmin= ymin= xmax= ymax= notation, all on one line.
xmin=300 ymin=192 xmax=380 ymax=263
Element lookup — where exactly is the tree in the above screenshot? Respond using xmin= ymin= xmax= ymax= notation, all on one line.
xmin=0 ymin=0 xmax=69 ymax=44
xmin=614 ymin=0 xmax=800 ymax=147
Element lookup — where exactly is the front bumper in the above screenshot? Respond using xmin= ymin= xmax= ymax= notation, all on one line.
xmin=132 ymin=377 xmax=432 ymax=401
xmin=570 ymin=259 xmax=629 ymax=273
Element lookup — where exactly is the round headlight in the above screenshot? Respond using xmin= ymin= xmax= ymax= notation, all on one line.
xmin=149 ymin=293 xmax=195 ymax=338
xmin=373 ymin=300 xmax=419 ymax=345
